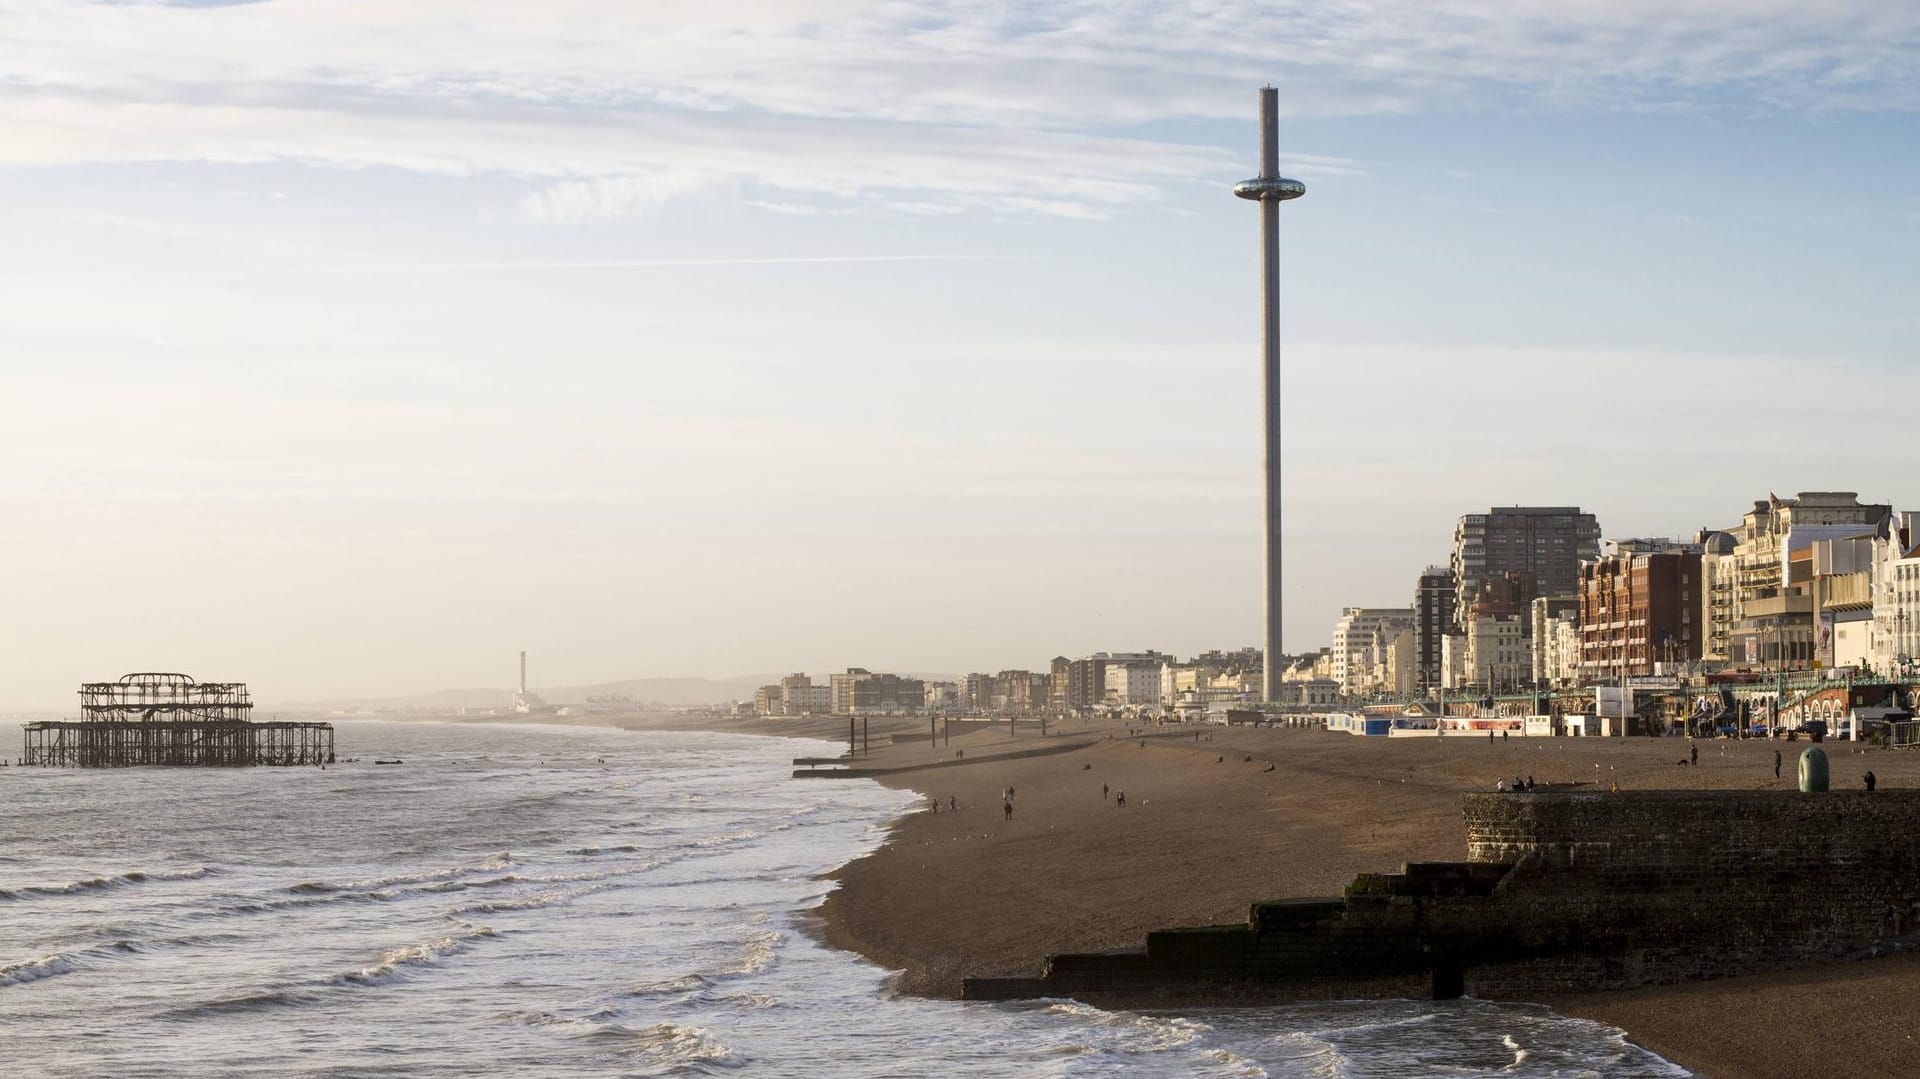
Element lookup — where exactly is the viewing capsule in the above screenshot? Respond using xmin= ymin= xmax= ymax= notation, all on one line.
xmin=1233 ymin=176 xmax=1306 ymax=201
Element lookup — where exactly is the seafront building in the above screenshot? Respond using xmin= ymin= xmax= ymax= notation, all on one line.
xmin=781 ymin=673 xmax=831 ymax=715
xmin=1872 ymin=516 xmax=1920 ymax=677
xmin=1412 ymin=566 xmax=1455 ymax=695
xmin=1049 ymin=656 xmax=1073 ymax=708
xmin=1371 ymin=624 xmax=1417 ymax=698
xmin=1717 ymin=493 xmax=1890 ymax=668
xmin=1578 ymin=547 xmax=1702 ymax=680
xmin=1101 ymin=654 xmax=1169 ymax=706
xmin=1462 ymin=611 xmax=1528 ymax=693
xmin=752 ymin=683 xmax=782 ymax=715
xmin=1530 ymin=596 xmax=1580 ymax=689
xmin=1272 ymin=678 xmax=1341 ymax=707
xmin=1451 ymin=507 xmax=1601 ymax=631
xmin=1330 ymin=608 xmax=1414 ymax=698
xmin=1065 ymin=658 xmax=1106 ymax=709
xmin=828 ymin=668 xmax=926 ymax=715
xmin=923 ymin=681 xmax=959 ymax=712
xmin=759 ymin=492 xmax=1916 ymax=719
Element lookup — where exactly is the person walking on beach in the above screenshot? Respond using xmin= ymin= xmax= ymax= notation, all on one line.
xmin=1775 ymin=749 xmax=1783 ymax=779
xmin=1690 ymin=743 xmax=1698 ymax=767
xmin=1102 ymin=782 xmax=1109 ymax=800
xmin=1866 ymin=771 xmax=1878 ymax=791
xmin=1003 ymin=794 xmax=1013 ymax=820
xmin=948 ymin=796 xmax=956 ymax=812
xmin=1488 ymin=730 xmax=1495 ymax=745
xmin=1115 ymin=789 xmax=1126 ymax=808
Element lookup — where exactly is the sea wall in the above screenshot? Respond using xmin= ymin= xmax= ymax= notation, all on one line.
xmin=964 ymin=790 xmax=1920 ymax=1006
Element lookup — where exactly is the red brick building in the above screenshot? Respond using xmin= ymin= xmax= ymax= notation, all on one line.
xmin=1579 ymin=551 xmax=1702 ymax=680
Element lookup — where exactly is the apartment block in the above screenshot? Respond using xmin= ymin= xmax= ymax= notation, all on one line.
xmin=1452 ymin=507 xmax=1600 ymax=630
xmin=1578 ymin=550 xmax=1702 ymax=680
xmin=1413 ymin=566 xmax=1455 ymax=695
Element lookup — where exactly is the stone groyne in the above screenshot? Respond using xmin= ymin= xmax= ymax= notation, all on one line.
xmin=964 ymin=790 xmax=1920 ymax=1005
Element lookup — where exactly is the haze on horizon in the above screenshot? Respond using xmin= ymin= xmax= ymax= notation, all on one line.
xmin=2 ymin=1 xmax=1917 ymax=709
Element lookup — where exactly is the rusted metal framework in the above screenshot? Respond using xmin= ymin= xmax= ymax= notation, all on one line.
xmin=22 ymin=672 xmax=333 ymax=768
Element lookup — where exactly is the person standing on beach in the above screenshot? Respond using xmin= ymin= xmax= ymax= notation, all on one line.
xmin=1690 ymin=743 xmax=1698 ymax=766
xmin=1102 ymin=782 xmax=1109 ymax=799
xmin=1115 ymin=789 xmax=1125 ymax=808
xmin=1867 ymin=771 xmax=1878 ymax=791
xmin=1775 ymin=749 xmax=1783 ymax=779
xmin=1003 ymin=794 xmax=1013 ymax=820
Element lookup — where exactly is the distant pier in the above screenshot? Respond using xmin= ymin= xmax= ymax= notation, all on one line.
xmin=21 ymin=672 xmax=334 ymax=768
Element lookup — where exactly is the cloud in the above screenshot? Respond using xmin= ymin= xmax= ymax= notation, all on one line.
xmin=519 ymin=173 xmax=717 ymax=224
xmin=0 ymin=0 xmax=1914 ymax=219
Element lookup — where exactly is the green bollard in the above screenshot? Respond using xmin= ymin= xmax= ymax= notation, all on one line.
xmin=1799 ymin=746 xmax=1829 ymax=793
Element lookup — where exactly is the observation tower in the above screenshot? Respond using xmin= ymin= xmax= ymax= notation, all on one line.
xmin=1233 ymin=86 xmax=1305 ymax=702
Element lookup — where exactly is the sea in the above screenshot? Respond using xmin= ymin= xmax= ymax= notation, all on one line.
xmin=0 ymin=720 xmax=1689 ymax=1078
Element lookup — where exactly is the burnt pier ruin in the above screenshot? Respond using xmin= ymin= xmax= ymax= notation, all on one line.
xmin=22 ymin=672 xmax=333 ymax=767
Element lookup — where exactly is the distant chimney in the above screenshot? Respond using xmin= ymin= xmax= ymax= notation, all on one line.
xmin=519 ymin=651 xmax=527 ymax=696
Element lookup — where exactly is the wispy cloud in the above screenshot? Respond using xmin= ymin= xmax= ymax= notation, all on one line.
xmin=307 ymin=254 xmax=1031 ymax=273
xmin=0 ymin=0 xmax=1914 ymax=220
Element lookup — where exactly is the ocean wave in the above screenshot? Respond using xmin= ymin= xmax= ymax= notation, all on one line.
xmin=1308 ymin=1011 xmax=1442 ymax=1039
xmin=120 ymin=866 xmax=221 ymax=884
xmin=727 ymin=931 xmax=781 ymax=976
xmin=291 ymin=852 xmax=512 ymax=895
xmin=567 ymin=844 xmax=644 ymax=856
xmin=512 ymin=1005 xmax=626 ymax=1029
xmin=10 ymin=865 xmax=221 ymax=900
xmin=456 ymin=891 xmax=567 ymax=914
xmin=594 ymin=1022 xmax=738 ymax=1070
xmin=21 ymin=876 xmax=120 ymax=897
xmin=631 ymin=973 xmax=714 ymax=996
xmin=1202 ymin=1048 xmax=1271 ymax=1078
xmin=199 ymin=887 xmax=398 ymax=920
xmin=1499 ymin=1032 xmax=1531 ymax=1070
xmin=692 ymin=830 xmax=760 ymax=848
xmin=1039 ymin=1000 xmax=1210 ymax=1053
xmin=0 ymin=953 xmax=77 ymax=988
xmin=161 ymin=989 xmax=320 ymax=1020
xmin=338 ymin=925 xmax=497 ymax=987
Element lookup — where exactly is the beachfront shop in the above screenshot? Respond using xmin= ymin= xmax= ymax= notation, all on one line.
xmin=1324 ymin=713 xmax=1394 ymax=736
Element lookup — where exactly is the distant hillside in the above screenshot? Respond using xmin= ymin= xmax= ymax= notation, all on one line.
xmin=274 ymin=675 xmax=770 ymax=714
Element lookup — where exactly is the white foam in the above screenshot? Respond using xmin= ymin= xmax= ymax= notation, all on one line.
xmin=727 ymin=931 xmax=781 ymax=975
xmin=338 ymin=925 xmax=497 ymax=986
xmin=0 ymin=953 xmax=77 ymax=988
xmin=1504 ymin=1032 xmax=1532 ymax=1070
xmin=614 ymin=1022 xmax=736 ymax=1068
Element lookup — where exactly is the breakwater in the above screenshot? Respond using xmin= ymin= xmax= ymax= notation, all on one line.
xmin=965 ymin=789 xmax=1920 ymax=1005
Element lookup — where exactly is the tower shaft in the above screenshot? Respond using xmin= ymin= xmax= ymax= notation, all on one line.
xmin=1258 ymin=87 xmax=1283 ymax=702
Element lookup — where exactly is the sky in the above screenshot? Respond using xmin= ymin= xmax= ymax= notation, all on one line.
xmin=2 ymin=0 xmax=1918 ymax=708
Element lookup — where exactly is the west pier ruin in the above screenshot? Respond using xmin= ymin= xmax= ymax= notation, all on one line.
xmin=22 ymin=672 xmax=334 ymax=767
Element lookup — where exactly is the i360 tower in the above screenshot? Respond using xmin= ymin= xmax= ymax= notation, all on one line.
xmin=1232 ymin=86 xmax=1305 ymax=702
